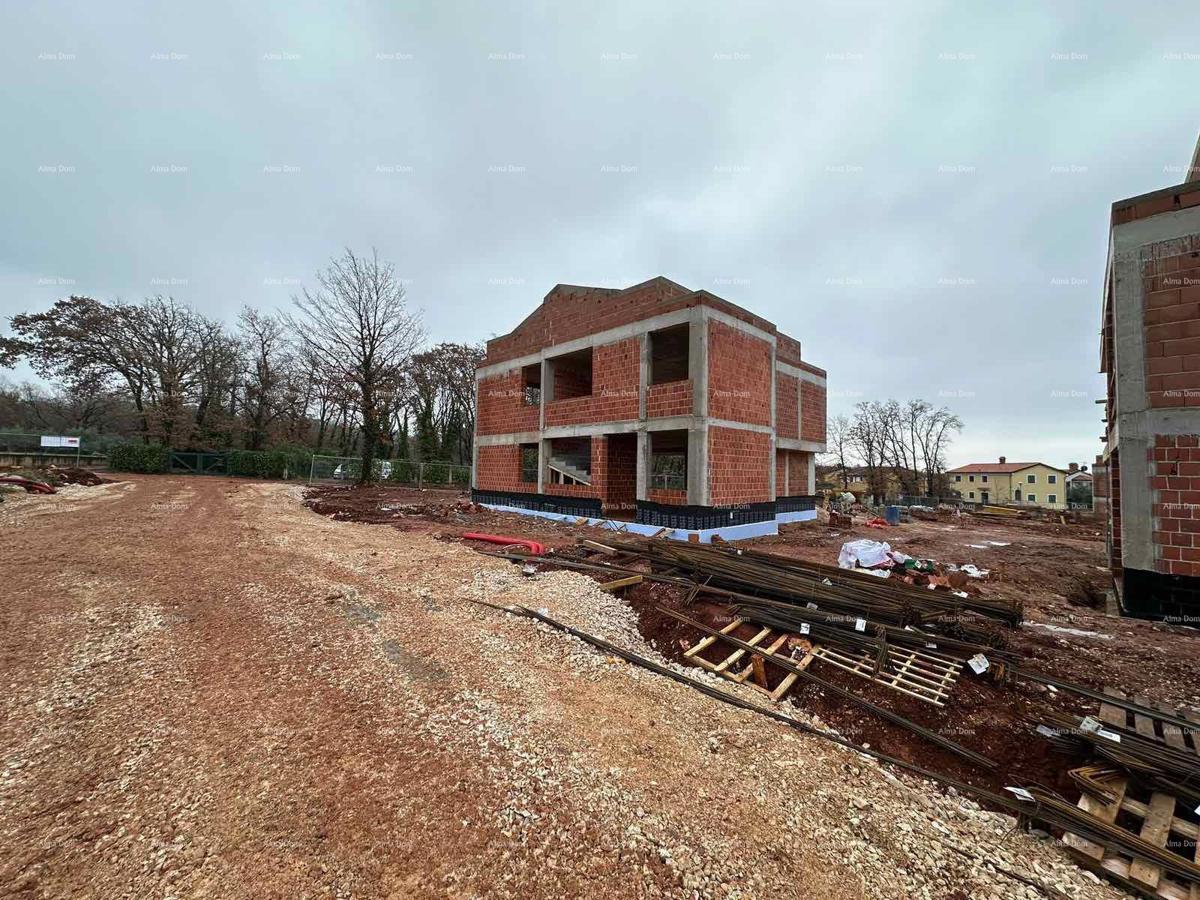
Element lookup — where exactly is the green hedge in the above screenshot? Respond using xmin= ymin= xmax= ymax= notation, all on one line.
xmin=107 ymin=443 xmax=169 ymax=473
xmin=386 ymin=460 xmax=419 ymax=484
xmin=228 ymin=447 xmax=311 ymax=480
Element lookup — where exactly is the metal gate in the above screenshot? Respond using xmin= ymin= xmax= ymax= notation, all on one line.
xmin=169 ymin=451 xmax=228 ymax=475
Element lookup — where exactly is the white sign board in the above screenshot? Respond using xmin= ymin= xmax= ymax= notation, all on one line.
xmin=40 ymin=436 xmax=80 ymax=448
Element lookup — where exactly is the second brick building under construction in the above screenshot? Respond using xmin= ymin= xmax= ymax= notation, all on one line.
xmin=472 ymin=277 xmax=827 ymax=541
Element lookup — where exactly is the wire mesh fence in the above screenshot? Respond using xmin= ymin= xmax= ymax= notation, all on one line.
xmin=0 ymin=431 xmax=97 ymax=466
xmin=308 ymin=454 xmax=471 ymax=488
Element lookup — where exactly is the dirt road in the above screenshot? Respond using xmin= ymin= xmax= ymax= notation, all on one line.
xmin=0 ymin=477 xmax=1121 ymax=899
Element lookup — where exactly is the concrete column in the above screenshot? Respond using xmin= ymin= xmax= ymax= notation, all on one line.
xmin=537 ymin=438 xmax=550 ymax=494
xmin=635 ymin=430 xmax=649 ymax=501
xmin=638 ymin=333 xmax=649 ymax=420
xmin=540 ymin=358 xmax=552 ymax=411
xmin=690 ymin=308 xmax=708 ymax=418
xmin=687 ymin=426 xmax=707 ymax=506
xmin=807 ymin=452 xmax=816 ymax=494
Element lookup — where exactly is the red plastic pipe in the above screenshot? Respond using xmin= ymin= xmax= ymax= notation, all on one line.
xmin=0 ymin=476 xmax=57 ymax=494
xmin=462 ymin=532 xmax=548 ymax=556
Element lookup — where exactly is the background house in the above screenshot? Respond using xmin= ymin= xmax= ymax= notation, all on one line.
xmin=946 ymin=457 xmax=1070 ymax=510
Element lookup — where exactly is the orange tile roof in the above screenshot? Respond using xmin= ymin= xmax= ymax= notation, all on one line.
xmin=947 ymin=462 xmax=1048 ymax=474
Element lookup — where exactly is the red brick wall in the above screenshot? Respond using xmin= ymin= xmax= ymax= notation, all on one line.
xmin=708 ymin=427 xmax=772 ymax=505
xmin=647 ymin=379 xmax=693 ymax=418
xmin=801 ymin=380 xmax=827 ymax=443
xmin=602 ymin=434 xmax=637 ymax=515
xmin=477 ymin=371 xmax=540 ymax=436
xmin=547 ymin=482 xmax=600 ymax=500
xmin=787 ymin=451 xmax=810 ymax=495
xmin=775 ymin=373 xmax=799 ymax=439
xmin=648 ymin=488 xmax=688 ymax=505
xmin=544 ymin=338 xmax=640 ymax=427
xmin=775 ymin=450 xmax=786 ymax=496
xmin=777 ymin=334 xmax=802 ymax=366
xmin=1151 ymin=435 xmax=1200 ymax=575
xmin=485 ymin=281 xmax=696 ymax=364
xmin=707 ymin=321 xmax=771 ymax=426
xmin=1113 ymin=183 xmax=1200 ymax=226
xmin=1143 ymin=239 xmax=1200 ymax=408
xmin=553 ymin=362 xmax=592 ymax=399
xmin=476 ymin=445 xmax=523 ymax=492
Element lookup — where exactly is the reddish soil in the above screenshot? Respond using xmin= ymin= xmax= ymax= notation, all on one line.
xmin=305 ymin=484 xmax=1200 ymax=812
xmin=0 ymin=477 xmax=1131 ymax=899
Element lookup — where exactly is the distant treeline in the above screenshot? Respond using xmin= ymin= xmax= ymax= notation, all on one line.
xmin=0 ymin=249 xmax=483 ymax=475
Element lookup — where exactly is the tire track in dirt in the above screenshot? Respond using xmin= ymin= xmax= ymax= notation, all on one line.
xmin=1 ymin=476 xmax=1127 ymax=899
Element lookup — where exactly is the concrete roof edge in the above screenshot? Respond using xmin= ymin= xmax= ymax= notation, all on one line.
xmin=1110 ymin=178 xmax=1200 ymax=213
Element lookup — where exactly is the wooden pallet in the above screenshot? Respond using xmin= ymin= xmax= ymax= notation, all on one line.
xmin=1099 ymin=689 xmax=1200 ymax=756
xmin=808 ymin=643 xmax=961 ymax=707
xmin=682 ymin=618 xmax=814 ymax=702
xmin=1062 ymin=773 xmax=1200 ymax=900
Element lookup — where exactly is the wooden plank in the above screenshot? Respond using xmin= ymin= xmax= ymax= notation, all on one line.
xmin=1066 ymin=849 xmax=1191 ymax=900
xmin=683 ymin=618 xmax=742 ymax=660
xmin=579 ymin=539 xmax=620 ymax=555
xmin=1129 ymin=792 xmax=1176 ymax=891
xmin=750 ymin=654 xmax=768 ymax=688
xmin=598 ymin=574 xmax=643 ymax=592
xmin=714 ymin=627 xmax=770 ymax=673
xmin=1119 ymin=797 xmax=1200 ymax=841
xmin=1064 ymin=776 xmax=1128 ymax=861
xmin=1184 ymin=709 xmax=1200 ymax=757
xmin=769 ymin=646 xmax=815 ymax=702
xmin=1100 ymin=687 xmax=1129 ymax=730
xmin=733 ymin=634 xmax=788 ymax=684
xmin=1158 ymin=705 xmax=1189 ymax=752
xmin=1193 ymin=824 xmax=1200 ymax=900
xmin=1134 ymin=694 xmax=1158 ymax=741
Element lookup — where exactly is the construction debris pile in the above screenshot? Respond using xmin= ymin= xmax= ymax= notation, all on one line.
xmin=837 ymin=538 xmax=990 ymax=590
xmin=475 ymin=535 xmax=1200 ymax=900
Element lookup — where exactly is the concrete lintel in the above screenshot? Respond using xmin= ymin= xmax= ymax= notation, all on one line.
xmin=481 ymin=414 xmax=776 ymax=443
xmin=775 ymin=360 xmax=827 ymax=387
xmin=475 ymin=431 xmax=541 ymax=447
xmin=475 ymin=307 xmax=695 ymax=381
xmin=776 ymin=437 xmax=825 ymax=453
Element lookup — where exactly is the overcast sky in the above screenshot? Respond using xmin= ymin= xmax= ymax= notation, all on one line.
xmin=3 ymin=1 xmax=1198 ymax=467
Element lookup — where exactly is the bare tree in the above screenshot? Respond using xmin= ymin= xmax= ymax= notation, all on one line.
xmin=238 ymin=307 xmax=288 ymax=449
xmin=824 ymin=414 xmax=854 ymax=492
xmin=849 ymin=401 xmax=887 ymax=502
xmin=289 ymin=248 xmax=423 ymax=484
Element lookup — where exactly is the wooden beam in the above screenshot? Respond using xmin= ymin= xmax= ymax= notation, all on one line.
xmin=1130 ymin=792 xmax=1176 ymax=891
xmin=683 ymin=618 xmax=742 ymax=660
xmin=598 ymin=575 xmax=643 ymax=592
xmin=1064 ymin=776 xmax=1128 ymax=862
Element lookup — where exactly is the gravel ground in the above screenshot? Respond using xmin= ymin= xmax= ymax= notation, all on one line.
xmin=0 ymin=476 xmax=1129 ymax=899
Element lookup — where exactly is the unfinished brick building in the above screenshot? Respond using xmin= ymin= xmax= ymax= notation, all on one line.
xmin=472 ymin=277 xmax=827 ymax=540
xmin=1098 ymin=137 xmax=1200 ymax=620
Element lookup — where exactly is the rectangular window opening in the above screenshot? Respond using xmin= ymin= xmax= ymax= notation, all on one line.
xmin=519 ymin=443 xmax=538 ymax=484
xmin=650 ymin=430 xmax=688 ymax=491
xmin=649 ymin=324 xmax=690 ymax=386
xmin=546 ymin=348 xmax=593 ymax=400
xmin=521 ymin=364 xmax=541 ymax=406
xmin=547 ymin=437 xmax=591 ymax=486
